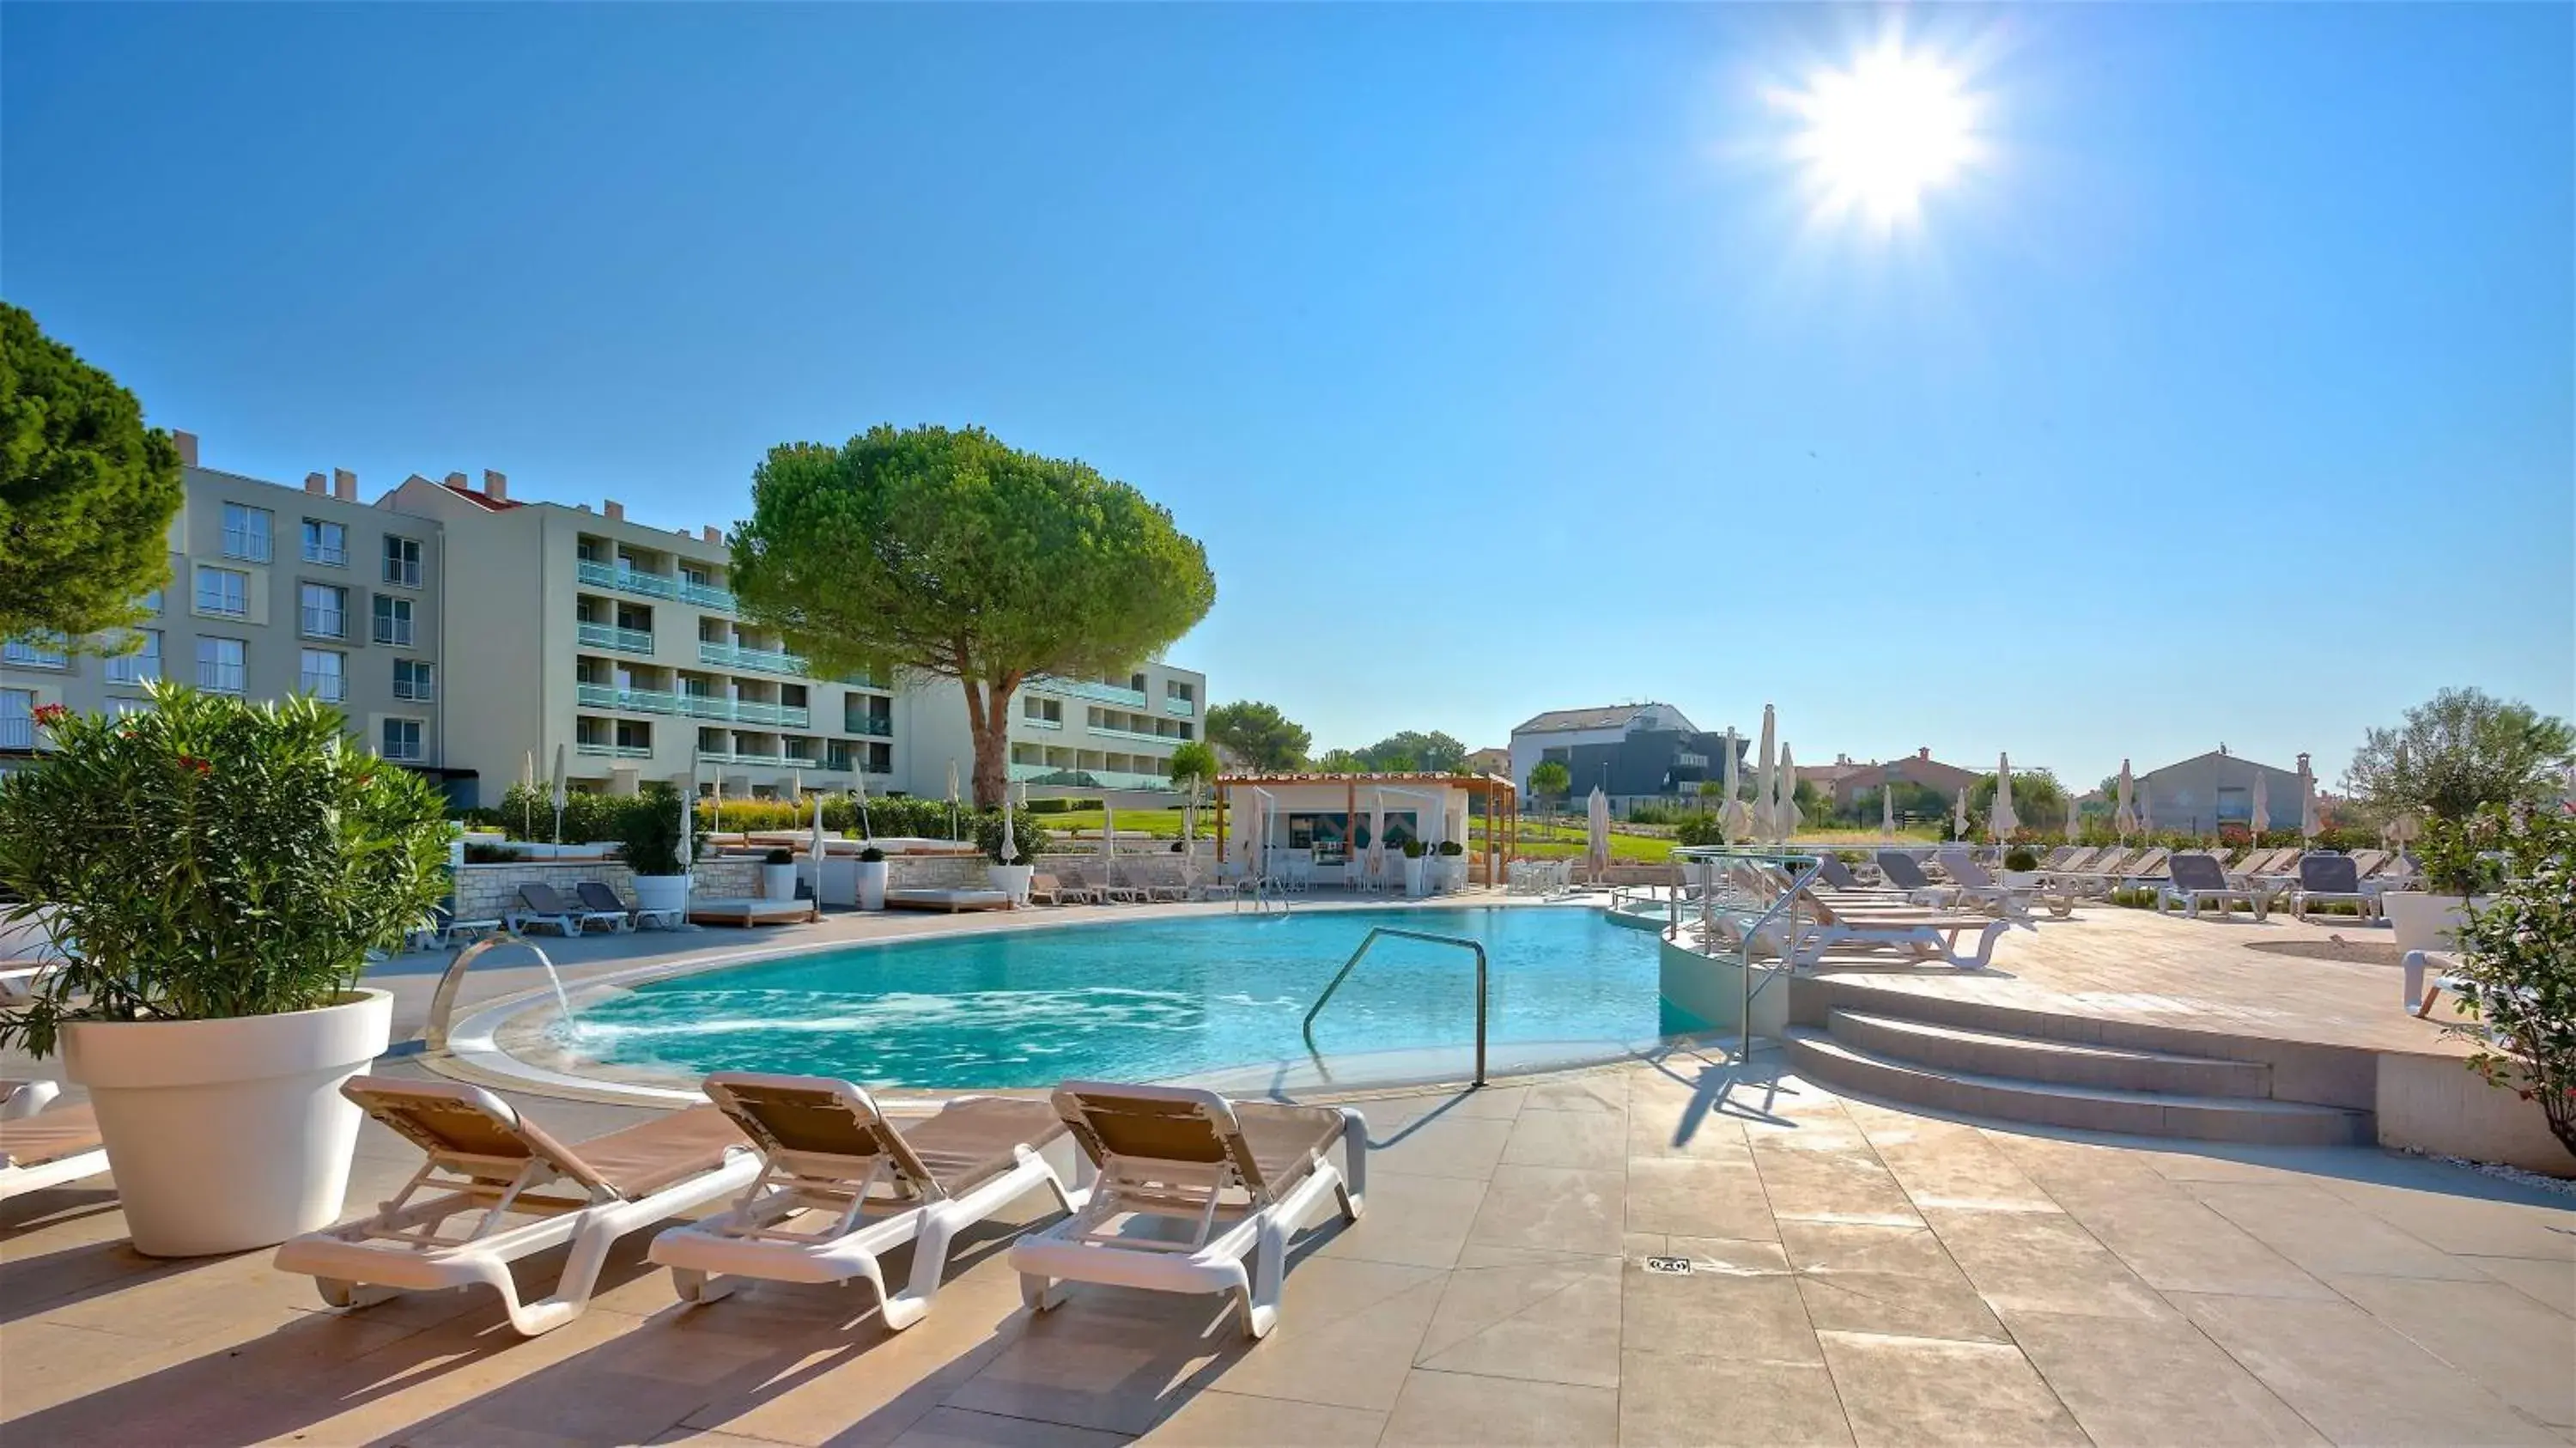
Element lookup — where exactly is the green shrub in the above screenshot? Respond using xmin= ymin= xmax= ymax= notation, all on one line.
xmin=464 ymin=842 xmax=522 ymax=864
xmin=1402 ymin=839 xmax=1426 ymax=859
xmin=1437 ymin=840 xmax=1463 ymax=857
xmin=2444 ymin=809 xmax=2576 ymax=1157
xmin=616 ymin=782 xmax=690 ymax=876
xmin=2110 ymin=886 xmax=2160 ymax=910
xmin=973 ymin=807 xmax=1048 ymax=863
xmin=2004 ymin=846 xmax=2039 ymax=873
xmin=1674 ymin=814 xmax=1727 ymax=848
xmin=0 ymin=686 xmax=452 ymax=1056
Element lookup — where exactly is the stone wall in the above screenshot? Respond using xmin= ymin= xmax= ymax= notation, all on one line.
xmin=453 ymin=858 xmax=762 ymax=919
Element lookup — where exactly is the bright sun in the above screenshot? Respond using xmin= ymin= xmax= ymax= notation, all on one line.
xmin=1783 ymin=42 xmax=1981 ymax=227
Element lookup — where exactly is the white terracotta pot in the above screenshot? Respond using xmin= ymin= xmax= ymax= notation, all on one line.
xmin=761 ymin=863 xmax=799 ymax=900
xmin=2385 ymin=891 xmax=2487 ymax=956
xmin=63 ymin=989 xmax=392 ymax=1256
xmin=988 ymin=864 xmax=1034 ymax=905
xmin=1403 ymin=856 xmax=1427 ymax=897
xmin=854 ymin=860 xmax=890 ymax=911
xmin=631 ymin=875 xmax=689 ymax=916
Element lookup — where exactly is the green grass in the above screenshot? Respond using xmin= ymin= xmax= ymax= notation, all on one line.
xmin=1033 ymin=807 xmax=1942 ymax=864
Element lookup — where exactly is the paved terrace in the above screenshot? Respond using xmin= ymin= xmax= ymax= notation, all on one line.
xmin=3 ymin=899 xmax=2572 ymax=1445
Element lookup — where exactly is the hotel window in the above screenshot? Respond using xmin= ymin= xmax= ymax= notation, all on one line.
xmin=300 ymin=582 xmax=347 ymax=639
xmin=393 ymin=659 xmax=434 ymax=702
xmin=1167 ymin=680 xmax=1194 ymax=704
xmin=196 ymin=565 xmax=249 ymax=618
xmin=221 ymin=503 xmax=273 ymax=562
xmin=382 ymin=534 xmax=422 ymax=588
xmin=137 ymin=587 xmax=162 ymax=615
xmin=1024 ymin=697 xmax=1062 ymax=724
xmin=197 ymin=637 xmax=246 ymax=694
xmin=301 ymin=519 xmax=347 ymax=566
xmin=1 ymin=690 xmax=33 ymax=751
xmin=372 ymin=594 xmax=413 ymax=646
xmin=299 ymin=648 xmax=345 ymax=703
xmin=380 ymin=718 xmax=424 ymax=762
xmin=2 ymin=632 xmax=68 ymax=668
xmin=103 ymin=630 xmax=161 ymax=685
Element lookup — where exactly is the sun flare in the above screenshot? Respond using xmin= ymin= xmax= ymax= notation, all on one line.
xmin=1783 ymin=42 xmax=1981 ymax=227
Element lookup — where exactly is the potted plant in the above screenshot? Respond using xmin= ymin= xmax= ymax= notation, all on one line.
xmin=854 ymin=845 xmax=890 ymax=910
xmin=2001 ymin=844 xmax=2041 ymax=889
xmin=616 ymin=782 xmax=691 ymax=918
xmin=2437 ymin=809 xmax=2575 ymax=1163
xmin=0 ymin=687 xmax=449 ymax=1256
xmin=2387 ymin=811 xmax=2502 ymax=956
xmin=1436 ymin=838 xmax=1464 ymax=889
xmin=761 ymin=847 xmax=799 ymax=901
xmin=1401 ymin=838 xmax=1427 ymax=897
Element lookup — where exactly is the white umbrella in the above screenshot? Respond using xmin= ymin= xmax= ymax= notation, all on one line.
xmin=522 ymin=750 xmax=537 ymax=837
xmin=2114 ymin=759 xmax=2138 ymax=839
xmin=1368 ymin=788 xmax=1388 ymax=885
xmin=1718 ymin=727 xmax=1750 ymax=843
xmin=1100 ymin=794 xmax=1117 ymax=877
xmin=1882 ymin=776 xmax=1898 ymax=839
xmin=1181 ymin=777 xmax=1198 ymax=866
xmin=1953 ymin=785 xmax=1970 ymax=842
xmin=1585 ymin=786 xmax=1612 ymax=876
xmin=550 ymin=743 xmax=568 ymax=843
xmin=1990 ymin=753 xmax=2017 ymax=843
xmin=710 ymin=770 xmax=724 ymax=834
xmin=2250 ymin=771 xmax=2270 ymax=847
xmin=2064 ymin=784 xmax=2082 ymax=844
xmin=2297 ymin=753 xmax=2319 ymax=843
xmin=946 ymin=759 xmax=962 ymax=841
xmin=2385 ymin=745 xmax=2419 ymax=855
xmin=677 ymin=760 xmax=696 ymax=878
xmin=809 ymin=785 xmax=827 ymax=890
xmin=2138 ymin=776 xmax=2155 ymax=835
xmin=852 ymin=771 xmax=875 ymax=843
xmin=1776 ymin=741 xmax=1803 ymax=842
xmin=1753 ymin=706 xmax=1777 ymax=844
xmin=1001 ymin=779 xmax=1024 ymax=865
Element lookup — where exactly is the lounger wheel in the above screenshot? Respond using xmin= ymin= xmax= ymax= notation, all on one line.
xmin=1019 ymin=1272 xmax=1068 ymax=1313
xmin=672 ymin=1267 xmax=738 ymax=1305
xmin=315 ymin=1277 xmax=400 ymax=1311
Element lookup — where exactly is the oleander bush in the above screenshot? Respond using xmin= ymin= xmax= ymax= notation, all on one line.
xmin=2441 ymin=809 xmax=2576 ymax=1159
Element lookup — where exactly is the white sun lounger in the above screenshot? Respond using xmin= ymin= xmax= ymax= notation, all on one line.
xmin=0 ymin=1081 xmax=109 ymax=1201
xmin=650 ymin=1074 xmax=1083 ymax=1329
xmin=275 ymin=1077 xmax=759 ymax=1336
xmin=1935 ymin=849 xmax=2072 ymax=921
xmin=1011 ymin=1081 xmax=1366 ymax=1339
xmin=2157 ymin=853 xmax=2270 ymax=920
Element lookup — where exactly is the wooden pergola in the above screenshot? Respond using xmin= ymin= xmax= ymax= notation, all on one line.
xmin=1214 ymin=771 xmax=1520 ymax=886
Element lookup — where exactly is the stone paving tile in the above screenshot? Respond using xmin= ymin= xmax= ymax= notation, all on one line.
xmin=1416 ymin=1246 xmax=1622 ymax=1387
xmin=1778 ymin=1220 xmax=2008 ymax=1344
xmin=1624 ymin=1155 xmax=1777 ymax=1240
xmin=939 ymin=1284 xmax=1245 ymax=1436
xmin=2316 ymin=1175 xmax=2576 ymax=1262
xmin=1619 ymin=1349 xmax=1854 ymax=1447
xmin=1378 ymin=1366 xmax=1621 ymax=1447
xmin=1747 ymin=1139 xmax=1923 ymax=1227
xmin=1503 ymin=1105 xmax=1632 ymax=1171
xmin=1365 ymin=1112 xmax=1516 ymax=1181
xmin=1620 ymin=1237 xmax=1818 ymax=1365
xmin=2034 ymin=1171 xmax=2342 ymax=1300
xmin=2180 ymin=1178 xmax=2493 ymax=1282
xmin=2005 ymin=1308 xmax=2324 ymax=1446
xmin=1524 ymin=1074 xmax=1629 ymax=1115
xmin=1184 ymin=1258 xmax=1446 ymax=1415
xmin=1622 ymin=1087 xmax=1758 ymax=1161
xmin=2460 ymin=1254 xmax=2576 ymax=1317
xmin=886 ymin=1406 xmax=1136 ymax=1447
xmin=2324 ymin=1271 xmax=2576 ymax=1428
xmin=1917 ymin=1204 xmax=2178 ymax=1323
xmin=1309 ymin=1170 xmax=1487 ymax=1270
xmin=1839 ymin=1106 xmax=2061 ymax=1213
xmin=1136 ymin=1390 xmax=1384 ymax=1445
xmin=2171 ymin=1290 xmax=2567 ymax=1446
xmin=1815 ymin=1330 xmax=2089 ymax=1448
xmin=1466 ymin=1165 xmax=1626 ymax=1258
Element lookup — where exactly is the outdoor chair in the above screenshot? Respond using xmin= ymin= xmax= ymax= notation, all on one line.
xmin=1871 ymin=852 xmax=1959 ymax=908
xmin=0 ymin=1080 xmax=107 ymax=1202
xmin=1935 ymin=849 xmax=2072 ymax=921
xmin=2156 ymin=853 xmax=2269 ymax=921
xmin=577 ymin=880 xmax=681 ymax=932
xmin=2290 ymin=855 xmax=2382 ymax=923
xmin=1011 ymin=1080 xmax=1365 ymax=1340
xmin=274 ymin=1077 xmax=760 ymax=1336
xmin=507 ymin=881 xmax=629 ymax=936
xmin=649 ymin=1073 xmax=1082 ymax=1329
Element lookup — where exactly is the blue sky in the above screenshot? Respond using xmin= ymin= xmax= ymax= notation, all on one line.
xmin=7 ymin=3 xmax=2569 ymax=791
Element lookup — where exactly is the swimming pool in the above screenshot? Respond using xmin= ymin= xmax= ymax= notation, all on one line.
xmin=560 ymin=905 xmax=1702 ymax=1090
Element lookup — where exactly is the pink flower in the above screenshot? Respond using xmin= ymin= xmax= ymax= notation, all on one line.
xmin=31 ymin=703 xmax=70 ymax=728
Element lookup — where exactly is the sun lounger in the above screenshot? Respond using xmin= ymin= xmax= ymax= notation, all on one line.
xmin=690 ymin=897 xmax=820 ymax=926
xmin=1935 ymin=849 xmax=2072 ymax=921
xmin=1011 ymin=1081 xmax=1365 ymax=1340
xmin=650 ymin=1074 xmax=1082 ymax=1328
xmin=1722 ymin=866 xmax=2023 ymax=970
xmin=1871 ymin=852 xmax=1959 ymax=908
xmin=2157 ymin=853 xmax=2269 ymax=921
xmin=275 ymin=1077 xmax=760 ymax=1335
xmin=0 ymin=1081 xmax=108 ymax=1201
xmin=507 ymin=881 xmax=629 ymax=936
xmin=2289 ymin=854 xmax=2382 ymax=923
xmin=1029 ymin=873 xmax=1097 ymax=906
xmin=577 ymin=880 xmax=683 ymax=932
xmin=884 ymin=887 xmax=1012 ymax=913
xmin=2116 ymin=848 xmax=2172 ymax=885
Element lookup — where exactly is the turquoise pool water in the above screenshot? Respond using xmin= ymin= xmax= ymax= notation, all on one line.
xmin=563 ymin=906 xmax=1698 ymax=1089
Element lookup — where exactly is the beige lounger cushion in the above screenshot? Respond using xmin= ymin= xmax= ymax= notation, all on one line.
xmin=0 ymin=1104 xmax=101 ymax=1169
xmin=1057 ymin=1090 xmax=1345 ymax=1199
xmin=344 ymin=1077 xmax=744 ymax=1201
xmin=896 ymin=1098 xmax=1069 ymax=1196
xmin=573 ymin=1109 xmax=750 ymax=1198
xmin=1234 ymin=1103 xmax=1350 ymax=1192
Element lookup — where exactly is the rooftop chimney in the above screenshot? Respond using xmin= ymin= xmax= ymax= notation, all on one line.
xmin=605 ymin=499 xmax=625 ymax=521
xmin=304 ymin=472 xmax=327 ymax=496
xmin=483 ymin=470 xmax=507 ymax=502
xmin=172 ymin=430 xmax=199 ymax=467
xmin=702 ymin=526 xmax=721 ymax=545
xmin=333 ymin=469 xmax=356 ymax=502
xmin=1917 ymin=747 xmax=1932 ymax=762
xmin=444 ymin=472 xmax=468 ymax=490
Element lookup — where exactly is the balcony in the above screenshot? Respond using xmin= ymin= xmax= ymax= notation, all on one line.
xmin=576 ymin=559 xmax=680 ymax=602
xmin=221 ymin=526 xmax=271 ymax=563
xmin=671 ymin=694 xmax=810 ymax=727
xmin=576 ymin=741 xmax=655 ymax=759
xmin=1030 ymin=675 xmax=1147 ymax=709
xmin=1009 ymin=763 xmax=1173 ymax=791
xmin=299 ymin=671 xmax=346 ymax=703
xmin=577 ymin=621 xmax=655 ymax=654
xmin=1021 ymin=716 xmax=1065 ymax=732
xmin=700 ymin=748 xmax=785 ymax=766
xmin=679 ymin=579 xmax=736 ymax=611
xmin=1088 ymin=723 xmax=1182 ymax=748
xmin=302 ymin=541 xmax=347 ymax=568
xmin=3 ymin=638 xmax=68 ymax=669
xmin=1164 ymin=697 xmax=1195 ymax=717
xmin=847 ymin=715 xmax=894 ymax=738
xmin=299 ymin=607 xmax=347 ymax=641
xmin=576 ymin=682 xmax=683 ymax=715
xmin=698 ymin=640 xmax=807 ymax=675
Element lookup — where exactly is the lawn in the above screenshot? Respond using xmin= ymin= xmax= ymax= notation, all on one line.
xmin=1032 ymin=806 xmax=1946 ymax=862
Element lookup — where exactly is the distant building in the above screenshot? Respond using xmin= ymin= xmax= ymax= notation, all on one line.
xmin=1803 ymin=748 xmax=1983 ymax=811
xmin=2133 ymin=746 xmax=2311 ymax=836
xmin=1507 ymin=702 xmax=1745 ymax=813
xmin=1461 ymin=745 xmax=1509 ymax=776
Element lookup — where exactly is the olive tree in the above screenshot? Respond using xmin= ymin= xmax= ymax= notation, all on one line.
xmin=1 ymin=304 xmax=185 ymax=644
xmin=732 ymin=425 xmax=1214 ymax=806
xmin=2345 ymin=687 xmax=2575 ymax=822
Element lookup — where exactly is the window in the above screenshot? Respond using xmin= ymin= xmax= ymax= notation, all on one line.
xmin=382 ymin=535 xmax=422 ymax=587
xmin=221 ymin=503 xmax=273 ymax=562
xmin=299 ymin=582 xmax=346 ymax=639
xmin=197 ymin=637 xmax=246 ymax=694
xmin=104 ymin=630 xmax=161 ymax=685
xmin=380 ymin=718 xmax=423 ymax=762
xmin=2 ymin=633 xmax=67 ymax=668
xmin=1 ymin=689 xmax=33 ymax=751
xmin=372 ymin=594 xmax=413 ymax=646
xmin=195 ymin=566 xmax=249 ymax=618
xmin=300 ymin=648 xmax=345 ymax=703
xmin=1024 ymin=696 xmax=1062 ymax=724
xmin=393 ymin=659 xmax=434 ymax=702
xmin=301 ymin=519 xmax=347 ymax=567
xmin=137 ymin=588 xmax=162 ymax=615
xmin=1167 ymin=680 xmax=1194 ymax=704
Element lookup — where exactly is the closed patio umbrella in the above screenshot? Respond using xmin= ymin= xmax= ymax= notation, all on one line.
xmin=1368 ymin=788 xmax=1387 ymax=885
xmin=550 ymin=743 xmax=568 ymax=843
xmin=1753 ymin=705 xmax=1777 ymax=844
xmin=2297 ymin=753 xmax=2319 ymax=843
xmin=1585 ymin=786 xmax=1611 ymax=877
xmin=2114 ymin=760 xmax=2138 ymax=839
xmin=853 ymin=772 xmax=874 ymax=843
xmin=946 ymin=759 xmax=962 ymax=842
xmin=1719 ymin=727 xmax=1750 ymax=843
xmin=1775 ymin=741 xmax=1802 ymax=843
xmin=1000 ymin=780 xmax=1022 ymax=865
xmin=2065 ymin=788 xmax=2082 ymax=845
xmin=2250 ymin=772 xmax=2270 ymax=848
xmin=2138 ymin=776 xmax=2155 ymax=835
xmin=810 ymin=788 xmax=827 ymax=892
xmin=1100 ymin=795 xmax=1117 ymax=876
xmin=1990 ymin=753 xmax=2017 ymax=843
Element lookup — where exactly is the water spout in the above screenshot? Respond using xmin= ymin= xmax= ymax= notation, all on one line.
xmin=425 ymin=934 xmax=579 ymax=1055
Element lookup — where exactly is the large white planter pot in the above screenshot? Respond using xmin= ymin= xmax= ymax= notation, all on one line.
xmin=854 ymin=860 xmax=890 ymax=911
xmin=2385 ymin=891 xmax=2486 ymax=957
xmin=989 ymin=864 xmax=1034 ymax=905
xmin=631 ymin=875 xmax=689 ymax=916
xmin=62 ymin=989 xmax=392 ymax=1257
xmin=761 ymin=863 xmax=799 ymax=900
xmin=1404 ymin=857 xmax=1427 ymax=897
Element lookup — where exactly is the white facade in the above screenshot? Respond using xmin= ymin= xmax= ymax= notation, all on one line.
xmin=1506 ymin=702 xmax=1696 ymax=797
xmin=905 ymin=665 xmax=1206 ymax=799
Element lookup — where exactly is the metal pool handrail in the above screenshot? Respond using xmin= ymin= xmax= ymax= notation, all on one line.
xmin=1302 ymin=927 xmax=1489 ymax=1087
xmin=1670 ymin=845 xmax=1828 ymax=1057
xmin=425 ymin=933 xmax=559 ymax=1054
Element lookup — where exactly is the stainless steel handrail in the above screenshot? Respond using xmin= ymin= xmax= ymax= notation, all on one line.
xmin=1672 ymin=845 xmax=1826 ymax=1056
xmin=1302 ymin=927 xmax=1489 ymax=1087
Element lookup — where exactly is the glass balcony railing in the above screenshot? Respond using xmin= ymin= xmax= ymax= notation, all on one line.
xmin=679 ymin=579 xmax=736 ymax=611
xmin=1164 ymin=696 xmax=1195 ymax=717
xmin=576 ymin=621 xmax=655 ymax=654
xmin=576 ymin=740 xmax=655 ymax=759
xmin=670 ymin=693 xmax=809 ymax=727
xmin=1021 ymin=715 xmax=1065 ymax=731
xmin=1089 ymin=723 xmax=1183 ymax=747
xmin=698 ymin=640 xmax=806 ymax=675
xmin=299 ymin=671 xmax=346 ymax=703
xmin=576 ymin=558 xmax=678 ymax=600
xmin=576 ymin=682 xmax=683 ymax=715
xmin=846 ymin=715 xmax=893 ymax=738
xmin=1030 ymin=675 xmax=1148 ymax=709
xmin=1009 ymin=763 xmax=1174 ymax=791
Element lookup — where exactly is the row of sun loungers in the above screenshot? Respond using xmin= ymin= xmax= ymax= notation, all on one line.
xmin=271 ymin=1074 xmax=1365 ymax=1341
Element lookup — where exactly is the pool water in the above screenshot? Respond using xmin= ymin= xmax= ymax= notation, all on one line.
xmin=563 ymin=905 xmax=1699 ymax=1089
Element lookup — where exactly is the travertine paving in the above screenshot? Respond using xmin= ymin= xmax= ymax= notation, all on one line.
xmin=5 ymin=1043 xmax=2570 ymax=1446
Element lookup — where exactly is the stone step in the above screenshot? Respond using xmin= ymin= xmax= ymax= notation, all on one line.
xmin=1783 ymin=1031 xmax=2372 ymax=1147
xmin=1825 ymin=1007 xmax=2273 ymax=1099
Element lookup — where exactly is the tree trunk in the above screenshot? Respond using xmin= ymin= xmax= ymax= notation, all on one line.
xmin=963 ymin=674 xmax=1018 ymax=808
